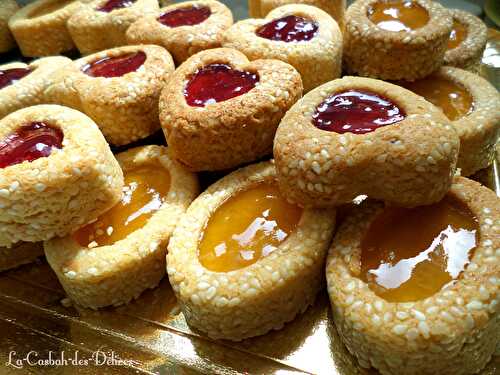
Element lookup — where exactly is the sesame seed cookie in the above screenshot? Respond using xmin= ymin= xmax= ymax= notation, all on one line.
xmin=126 ymin=0 xmax=233 ymax=65
xmin=249 ymin=0 xmax=345 ymax=30
xmin=44 ymin=145 xmax=199 ymax=309
xmin=8 ymin=0 xmax=83 ymax=57
xmin=167 ymin=161 xmax=336 ymax=340
xmin=67 ymin=0 xmax=159 ymax=55
xmin=160 ymin=48 xmax=302 ymax=171
xmin=399 ymin=66 xmax=500 ymax=177
xmin=274 ymin=76 xmax=459 ymax=208
xmin=45 ymin=45 xmax=175 ymax=146
xmin=344 ymin=0 xmax=452 ymax=81
xmin=0 ymin=242 xmax=44 ymax=272
xmin=0 ymin=56 xmax=72 ymax=120
xmin=222 ymin=4 xmax=342 ymax=92
xmin=0 ymin=104 xmax=123 ymax=247
xmin=0 ymin=0 xmax=19 ymax=53
xmin=444 ymin=9 xmax=487 ymax=72
xmin=326 ymin=176 xmax=500 ymax=375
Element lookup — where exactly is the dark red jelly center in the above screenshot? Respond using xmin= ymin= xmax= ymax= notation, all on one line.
xmin=0 ymin=122 xmax=64 ymax=169
xmin=158 ymin=5 xmax=211 ymax=27
xmin=97 ymin=0 xmax=136 ymax=12
xmin=0 ymin=68 xmax=32 ymax=90
xmin=312 ymin=90 xmax=406 ymax=134
xmin=256 ymin=15 xmax=319 ymax=42
xmin=184 ymin=64 xmax=259 ymax=107
xmin=82 ymin=51 xmax=146 ymax=78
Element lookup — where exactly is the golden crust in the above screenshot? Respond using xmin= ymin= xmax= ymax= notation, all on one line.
xmin=0 ymin=242 xmax=44 ymax=272
xmin=8 ymin=0 xmax=83 ymax=57
xmin=44 ymin=145 xmax=199 ymax=309
xmin=159 ymin=47 xmax=303 ymax=171
xmin=273 ymin=76 xmax=460 ymax=208
xmin=0 ymin=0 xmax=18 ymax=53
xmin=167 ymin=161 xmax=336 ymax=340
xmin=444 ymin=9 xmax=488 ymax=72
xmin=222 ymin=4 xmax=342 ymax=92
xmin=344 ymin=0 xmax=452 ymax=81
xmin=0 ymin=104 xmax=124 ymax=247
xmin=0 ymin=56 xmax=72 ymax=120
xmin=45 ymin=45 xmax=175 ymax=146
xmin=67 ymin=0 xmax=159 ymax=55
xmin=126 ymin=0 xmax=234 ymax=64
xmin=249 ymin=0 xmax=345 ymax=29
xmin=326 ymin=177 xmax=500 ymax=375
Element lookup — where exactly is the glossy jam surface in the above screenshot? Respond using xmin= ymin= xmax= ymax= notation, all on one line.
xmin=0 ymin=122 xmax=63 ymax=169
xmin=184 ymin=64 xmax=259 ymax=107
xmin=74 ymin=163 xmax=170 ymax=247
xmin=401 ymin=77 xmax=473 ymax=121
xmin=256 ymin=15 xmax=319 ymax=42
xmin=361 ymin=196 xmax=478 ymax=302
xmin=97 ymin=0 xmax=136 ymax=12
xmin=199 ymin=184 xmax=302 ymax=272
xmin=368 ymin=1 xmax=430 ymax=32
xmin=0 ymin=68 xmax=32 ymax=90
xmin=29 ymin=0 xmax=74 ymax=18
xmin=312 ymin=90 xmax=405 ymax=134
xmin=158 ymin=5 xmax=211 ymax=27
xmin=447 ymin=19 xmax=467 ymax=50
xmin=82 ymin=51 xmax=146 ymax=78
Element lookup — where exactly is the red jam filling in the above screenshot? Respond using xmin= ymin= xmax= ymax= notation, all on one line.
xmin=82 ymin=51 xmax=146 ymax=78
xmin=0 ymin=122 xmax=63 ymax=169
xmin=184 ymin=64 xmax=259 ymax=107
xmin=97 ymin=0 xmax=136 ymax=12
xmin=158 ymin=5 xmax=211 ymax=27
xmin=256 ymin=15 xmax=319 ymax=42
xmin=0 ymin=68 xmax=32 ymax=90
xmin=312 ymin=90 xmax=406 ymax=134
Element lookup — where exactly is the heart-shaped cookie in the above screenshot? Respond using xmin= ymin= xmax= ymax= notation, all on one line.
xmin=274 ymin=76 xmax=460 ymax=208
xmin=159 ymin=47 xmax=302 ymax=171
xmin=222 ymin=4 xmax=342 ymax=92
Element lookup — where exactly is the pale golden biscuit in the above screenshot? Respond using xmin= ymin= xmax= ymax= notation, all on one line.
xmin=0 ymin=242 xmax=44 ymax=272
xmin=444 ymin=9 xmax=487 ymax=72
xmin=0 ymin=104 xmax=123 ymax=247
xmin=126 ymin=0 xmax=233 ymax=64
xmin=45 ymin=145 xmax=199 ymax=309
xmin=67 ymin=0 xmax=159 ymax=55
xmin=249 ymin=0 xmax=345 ymax=29
xmin=0 ymin=56 xmax=72 ymax=120
xmin=160 ymin=48 xmax=302 ymax=171
xmin=8 ymin=0 xmax=83 ymax=57
xmin=274 ymin=76 xmax=459 ymax=208
xmin=167 ymin=161 xmax=336 ymax=340
xmin=0 ymin=0 xmax=18 ymax=53
xmin=326 ymin=177 xmax=500 ymax=375
xmin=344 ymin=0 xmax=452 ymax=81
xmin=45 ymin=45 xmax=174 ymax=146
xmin=398 ymin=67 xmax=500 ymax=177
xmin=222 ymin=4 xmax=342 ymax=92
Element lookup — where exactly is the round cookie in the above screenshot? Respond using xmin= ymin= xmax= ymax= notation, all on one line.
xmin=0 ymin=0 xmax=19 ymax=53
xmin=274 ymin=76 xmax=459 ymax=208
xmin=159 ymin=47 xmax=302 ymax=171
xmin=45 ymin=145 xmax=198 ymax=309
xmin=326 ymin=176 xmax=499 ymax=375
xmin=344 ymin=0 xmax=452 ymax=81
xmin=222 ymin=4 xmax=342 ymax=92
xmin=127 ymin=0 xmax=233 ymax=65
xmin=8 ymin=0 xmax=83 ymax=57
xmin=167 ymin=161 xmax=336 ymax=340
xmin=0 ymin=104 xmax=123 ymax=247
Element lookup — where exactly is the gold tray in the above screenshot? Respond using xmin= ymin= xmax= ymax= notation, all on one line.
xmin=0 ymin=29 xmax=498 ymax=375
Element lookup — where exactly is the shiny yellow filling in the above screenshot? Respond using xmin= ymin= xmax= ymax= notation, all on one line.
xmin=199 ymin=183 xmax=302 ymax=272
xmin=74 ymin=163 xmax=170 ymax=247
xmin=447 ymin=19 xmax=467 ymax=50
xmin=368 ymin=1 xmax=430 ymax=32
